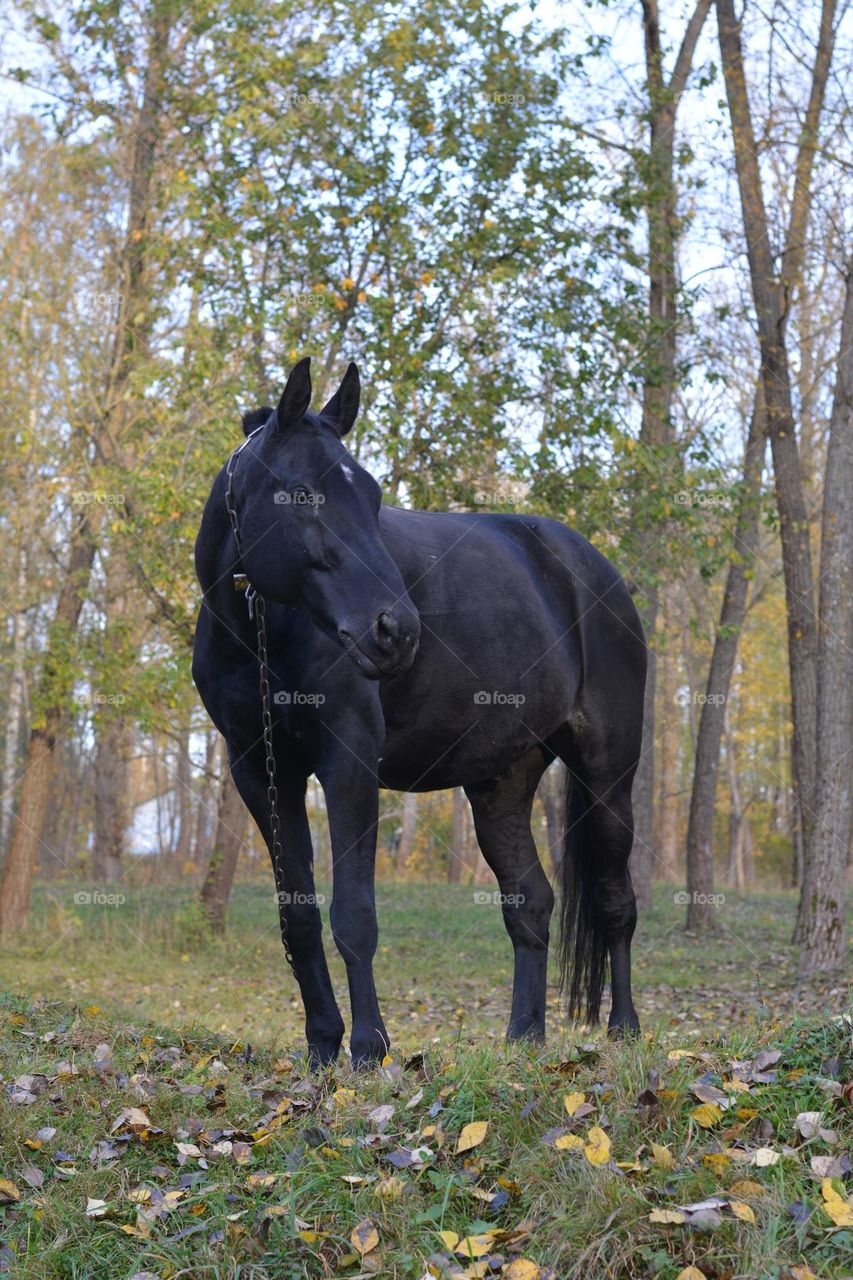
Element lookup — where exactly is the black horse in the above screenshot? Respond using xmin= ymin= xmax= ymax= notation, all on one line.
xmin=193 ymin=358 xmax=646 ymax=1066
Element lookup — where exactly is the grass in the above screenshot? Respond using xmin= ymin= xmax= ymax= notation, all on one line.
xmin=2 ymin=883 xmax=853 ymax=1278
xmin=1 ymin=880 xmax=851 ymax=1050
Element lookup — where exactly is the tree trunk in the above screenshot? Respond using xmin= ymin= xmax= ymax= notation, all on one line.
xmin=93 ymin=715 xmax=132 ymax=881
xmin=539 ymin=761 xmax=565 ymax=877
xmin=716 ymin=0 xmax=837 ymax=936
xmin=173 ymin=722 xmax=194 ymax=870
xmin=631 ymin=0 xmax=712 ymax=907
xmin=0 ymin=512 xmax=95 ymax=935
xmin=1 ymin=545 xmax=28 ymax=858
xmin=200 ymin=767 xmax=249 ymax=933
xmin=797 ymin=262 xmax=853 ymax=972
xmin=399 ymin=792 xmax=418 ymax=868
xmin=685 ymin=392 xmax=765 ymax=925
xmin=447 ymin=788 xmax=468 ymax=883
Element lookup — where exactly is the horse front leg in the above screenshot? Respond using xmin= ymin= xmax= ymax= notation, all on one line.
xmin=230 ymin=755 xmax=345 ymax=1066
xmin=319 ymin=755 xmax=388 ymax=1068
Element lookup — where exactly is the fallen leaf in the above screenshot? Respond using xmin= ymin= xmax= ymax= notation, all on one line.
xmin=691 ymin=1103 xmax=723 ymax=1129
xmin=554 ymin=1133 xmax=584 ymax=1152
xmin=650 ymin=1142 xmax=675 ymax=1169
xmin=752 ymin=1148 xmax=780 ymax=1167
xmin=456 ymin=1121 xmax=488 ymax=1154
xmin=503 ymin=1261 xmax=541 ymax=1280
xmin=789 ymin=1265 xmax=817 ymax=1280
xmin=351 ymin=1219 xmax=379 ymax=1255
xmin=821 ymin=1178 xmax=853 ymax=1227
xmin=456 ymin=1232 xmax=497 ymax=1259
xmin=583 ymin=1126 xmax=611 ymax=1166
xmin=0 ymin=1180 xmax=21 ymax=1203
xmin=563 ymin=1092 xmax=585 ymax=1117
xmin=675 ymin=1269 xmax=706 ymax=1280
xmin=85 ymin=1198 xmax=109 ymax=1218
xmin=649 ymin=1208 xmax=685 ymax=1224
xmin=729 ymin=1199 xmax=755 ymax=1223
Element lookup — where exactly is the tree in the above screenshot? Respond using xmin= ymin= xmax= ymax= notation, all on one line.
xmin=715 ymin=0 xmax=839 ymax=936
xmin=797 ymin=261 xmax=853 ymax=970
xmin=629 ymin=0 xmax=712 ymax=907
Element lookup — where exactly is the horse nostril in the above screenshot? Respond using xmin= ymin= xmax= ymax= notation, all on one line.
xmin=374 ymin=611 xmax=400 ymax=649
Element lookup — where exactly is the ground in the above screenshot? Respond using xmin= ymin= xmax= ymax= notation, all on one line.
xmin=1 ymin=884 xmax=852 ymax=1279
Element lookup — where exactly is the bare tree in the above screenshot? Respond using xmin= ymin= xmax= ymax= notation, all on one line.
xmin=630 ymin=0 xmax=712 ymax=906
xmin=798 ymin=262 xmax=853 ymax=970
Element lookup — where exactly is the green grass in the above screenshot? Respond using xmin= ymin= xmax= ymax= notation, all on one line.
xmin=2 ymin=883 xmax=853 ymax=1277
xmin=1 ymin=991 xmax=852 ymax=1279
xmin=1 ymin=880 xmax=851 ymax=1051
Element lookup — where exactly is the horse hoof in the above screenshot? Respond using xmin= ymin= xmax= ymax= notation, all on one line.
xmin=607 ymin=1014 xmax=640 ymax=1040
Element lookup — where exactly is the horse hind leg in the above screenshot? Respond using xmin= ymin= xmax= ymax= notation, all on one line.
xmin=553 ymin=730 xmax=640 ymax=1036
xmin=464 ymin=747 xmax=554 ymax=1042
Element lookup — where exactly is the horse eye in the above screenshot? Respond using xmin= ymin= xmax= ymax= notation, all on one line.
xmin=291 ymin=486 xmax=311 ymax=504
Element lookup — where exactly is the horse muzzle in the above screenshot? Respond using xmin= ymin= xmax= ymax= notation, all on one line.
xmin=339 ymin=607 xmax=420 ymax=679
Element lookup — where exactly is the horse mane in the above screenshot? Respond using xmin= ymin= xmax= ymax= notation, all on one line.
xmin=241 ymin=405 xmax=274 ymax=434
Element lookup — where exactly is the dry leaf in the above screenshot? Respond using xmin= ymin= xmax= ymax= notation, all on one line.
xmin=650 ymin=1142 xmax=675 ymax=1169
xmin=583 ymin=1126 xmax=611 ymax=1166
xmin=789 ymin=1265 xmax=817 ymax=1280
xmin=649 ymin=1208 xmax=685 ymax=1224
xmin=554 ymin=1133 xmax=584 ymax=1152
xmin=563 ymin=1092 xmax=585 ymax=1117
xmin=691 ymin=1103 xmax=723 ymax=1129
xmin=729 ymin=1199 xmax=755 ymax=1223
xmin=456 ymin=1121 xmax=489 ymax=1154
xmin=456 ymin=1232 xmax=497 ymax=1259
xmin=675 ymin=1269 xmax=706 ymax=1280
xmin=821 ymin=1179 xmax=853 ymax=1227
xmin=0 ymin=1180 xmax=21 ymax=1203
xmin=503 ymin=1261 xmax=541 ymax=1280
xmin=350 ymin=1219 xmax=379 ymax=1255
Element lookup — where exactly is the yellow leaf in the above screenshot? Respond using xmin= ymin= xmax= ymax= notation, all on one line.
xmin=456 ymin=1121 xmax=488 ymax=1154
xmin=438 ymin=1230 xmax=459 ymax=1250
xmin=583 ymin=1126 xmax=611 ymax=1166
xmin=554 ymin=1133 xmax=584 ymax=1152
xmin=503 ymin=1261 xmax=541 ymax=1280
xmin=675 ymin=1269 xmax=706 ymax=1280
xmin=729 ymin=1199 xmax=755 ymax=1223
xmin=691 ymin=1103 xmax=723 ymax=1128
xmin=649 ymin=1208 xmax=685 ymax=1224
xmin=350 ymin=1219 xmax=379 ymax=1255
xmin=821 ymin=1179 xmax=853 ymax=1226
xmin=667 ymin=1049 xmax=695 ymax=1061
xmin=456 ymin=1232 xmax=497 ymax=1259
xmin=0 ymin=1181 xmax=20 ymax=1203
xmin=729 ymin=1180 xmax=764 ymax=1199
xmin=650 ymin=1142 xmax=675 ymax=1169
xmin=790 ymin=1265 xmax=817 ymax=1280
xmin=332 ymin=1088 xmax=355 ymax=1106
xmin=563 ymin=1091 xmax=585 ymax=1117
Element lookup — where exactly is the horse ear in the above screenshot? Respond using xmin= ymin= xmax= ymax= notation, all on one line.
xmin=275 ymin=356 xmax=312 ymax=432
xmin=320 ymin=362 xmax=360 ymax=437
xmin=241 ymin=406 xmax=273 ymax=436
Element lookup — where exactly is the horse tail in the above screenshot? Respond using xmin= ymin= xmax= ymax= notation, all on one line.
xmin=559 ymin=770 xmax=607 ymax=1024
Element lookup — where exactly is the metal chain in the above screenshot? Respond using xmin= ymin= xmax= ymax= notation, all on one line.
xmin=223 ymin=429 xmax=297 ymax=975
